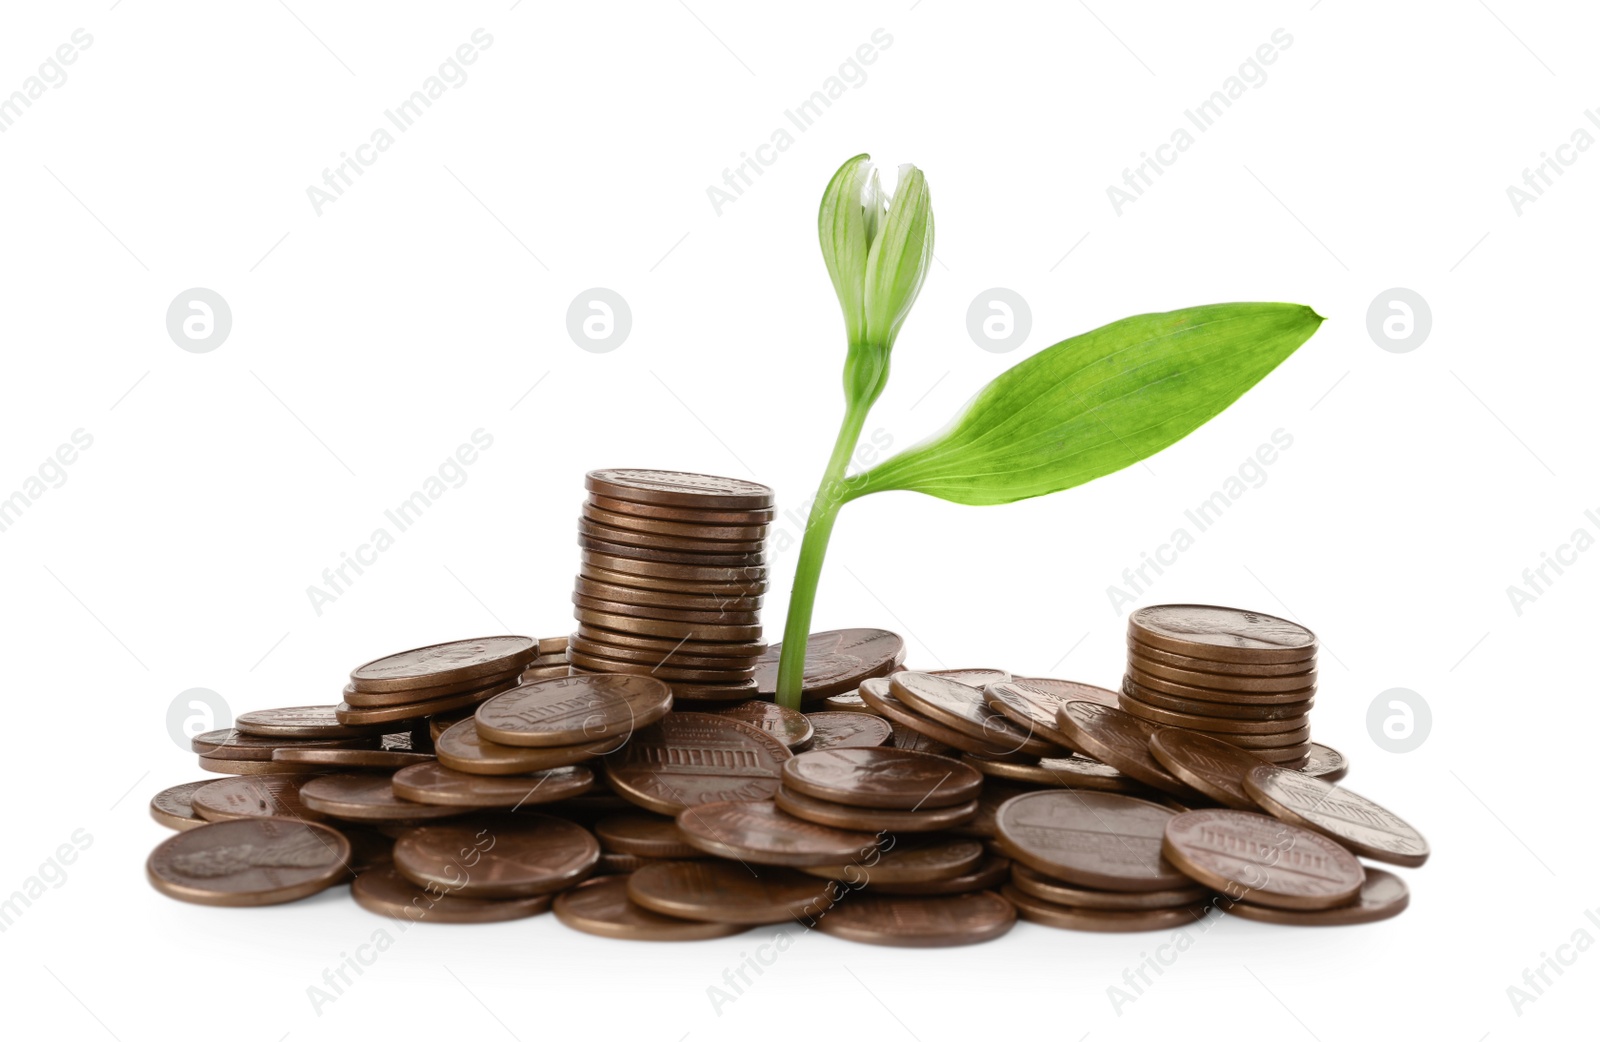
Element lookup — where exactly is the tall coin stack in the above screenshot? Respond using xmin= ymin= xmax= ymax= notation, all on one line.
xmin=1121 ymin=604 xmax=1317 ymax=768
xmin=568 ymin=469 xmax=774 ymax=702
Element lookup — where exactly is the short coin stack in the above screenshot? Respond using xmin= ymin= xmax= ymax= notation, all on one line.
xmin=335 ymin=636 xmax=539 ymax=732
xmin=1121 ymin=604 xmax=1318 ymax=768
xmin=569 ymin=468 xmax=774 ymax=702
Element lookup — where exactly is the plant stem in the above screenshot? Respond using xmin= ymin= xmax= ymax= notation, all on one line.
xmin=774 ymin=398 xmax=872 ymax=709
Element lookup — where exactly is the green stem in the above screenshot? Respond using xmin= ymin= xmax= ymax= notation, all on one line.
xmin=774 ymin=398 xmax=872 ymax=709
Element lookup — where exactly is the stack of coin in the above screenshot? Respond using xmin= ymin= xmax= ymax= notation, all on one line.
xmin=1122 ymin=605 xmax=1317 ymax=768
xmin=336 ymin=636 xmax=540 ymax=731
xmin=774 ymin=748 xmax=984 ymax=833
xmin=568 ymin=469 xmax=774 ymax=702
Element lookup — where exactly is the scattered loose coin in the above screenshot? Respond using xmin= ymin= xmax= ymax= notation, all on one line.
xmin=147 ymin=818 xmax=351 ymax=907
xmin=272 ymin=748 xmax=435 ymax=769
xmin=587 ymin=492 xmax=775 ymax=525
xmin=675 ymin=800 xmax=879 ymax=866
xmin=984 ymin=677 xmax=1118 ymax=747
xmin=475 ymin=674 xmax=672 ymax=748
xmin=1003 ymin=885 xmax=1210 ymax=933
xmin=1162 ymin=809 xmax=1365 ymax=910
xmin=393 ymin=815 xmax=600 ymax=898
xmin=805 ymin=835 xmax=984 ymax=884
xmin=871 ymin=854 xmax=1011 ymax=895
xmin=627 ymin=860 xmax=835 ymax=924
xmin=1054 ymin=702 xmax=1193 ymax=798
xmin=820 ymin=689 xmax=875 ymax=714
xmin=192 ymin=728 xmax=377 ymax=761
xmin=803 ymin=712 xmax=892 ymax=750
xmin=708 ymin=701 xmax=814 ymax=750
xmin=586 ymin=469 xmax=776 ymax=511
xmin=782 ymin=747 xmax=981 ymax=810
xmin=1009 ymin=862 xmax=1211 ymax=910
xmin=774 ymin=785 xmax=978 ymax=833
xmin=1130 ymin=605 xmax=1317 ymax=663
xmin=814 ymin=891 xmax=1016 ymax=948
xmin=859 ymin=678 xmax=1022 ymax=760
xmin=891 ymin=672 xmax=1057 ymax=757
xmin=554 ymin=874 xmax=749 ymax=940
xmin=886 ymin=719 xmax=956 ymax=757
xmin=197 ymin=756 xmax=329 ymax=776
xmin=1222 ymin=867 xmax=1409 ymax=926
xmin=390 ymin=763 xmax=594 ymax=809
xmin=927 ymin=668 xmax=1012 ymax=687
xmin=961 ymin=752 xmax=1147 ymax=793
xmin=233 ymin=706 xmax=389 ymax=739
xmin=192 ymin=775 xmax=320 ymax=823
xmin=752 ymin=629 xmax=906 ymax=700
xmin=604 ymin=713 xmax=791 ymax=815
xmin=350 ymin=636 xmax=538 ymax=694
xmin=594 ymin=814 xmax=700 ymax=858
xmin=995 ymin=790 xmax=1192 ymax=892
xmin=352 ymin=865 xmax=552 ymax=923
xmin=1243 ymin=766 xmax=1429 ymax=867
xmin=149 ymin=780 xmax=213 ymax=831
xmin=1147 ymin=729 xmax=1273 ymax=810
xmin=299 ymin=774 xmax=467 ymax=823
xmin=1300 ymin=742 xmax=1349 ymax=782
xmin=436 ymin=718 xmax=626 ymax=776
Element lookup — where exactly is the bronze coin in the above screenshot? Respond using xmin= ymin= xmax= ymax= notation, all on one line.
xmin=709 ymin=701 xmax=814 ymax=750
xmin=567 ymin=632 xmax=758 ymax=668
xmin=804 ymin=711 xmax=893 ymax=751
xmin=191 ymin=728 xmax=377 ymax=761
xmin=887 ymin=719 xmax=956 ymax=757
xmin=334 ymin=682 xmax=515 ymax=728
xmin=582 ymin=503 xmax=768 ymax=543
xmin=627 ymin=859 xmax=834 ymax=924
xmin=192 ymin=775 xmax=321 ymax=823
xmin=474 ymin=674 xmax=672 ymax=748
xmin=582 ymin=562 xmax=767 ymax=598
xmin=594 ymin=814 xmax=700 ymax=857
xmin=984 ymin=677 xmax=1118 ymax=748
xmin=390 ymin=763 xmax=594 ymax=809
xmin=665 ymin=680 xmax=762 ymax=702
xmin=995 ymin=790 xmax=1192 ymax=892
xmin=782 ymin=747 xmax=981 ymax=810
xmin=586 ymin=468 xmax=774 ymax=509
xmin=603 ymin=713 xmax=791 ymax=815
xmin=149 ymin=780 xmax=213 ymax=831
xmin=520 ymin=665 xmax=573 ymax=684
xmin=538 ymin=635 xmax=569 ymax=656
xmin=430 ymin=709 xmax=475 ymax=743
xmin=579 ymin=532 xmax=767 ymax=568
xmin=342 ymin=670 xmax=523 ymax=709
xmin=1147 ymin=729 xmax=1274 ymax=810
xmin=574 ymin=608 xmax=764 ymax=643
xmin=233 ymin=705 xmax=389 ymax=739
xmin=147 ymin=817 xmax=351 ymax=907
xmin=752 ymin=629 xmax=906 ymax=700
xmin=596 ymin=852 xmax=652 ymax=874
xmin=351 ymin=864 xmax=552 ymax=923
xmin=1129 ymin=605 xmax=1317 ymax=663
xmin=1123 ymin=669 xmax=1316 ymax=706
xmin=435 ymin=717 xmax=625 ymax=776
xmin=926 ymin=668 xmax=1012 ymax=687
xmin=1118 ymin=693 xmax=1309 ymax=735
xmin=350 ymin=635 xmax=537 ymax=694
xmin=588 ymin=491 xmax=775 ymax=525
xmin=1053 ymin=702 xmax=1192 ymax=798
xmin=1003 ymin=884 xmax=1211 ymax=933
xmin=1130 ymin=638 xmax=1313 ymax=677
xmin=820 ymin=689 xmax=875 ymax=714
xmin=196 ymin=755 xmax=329 ymax=776
xmin=1222 ymin=866 xmax=1409 ymax=926
xmin=1252 ymin=743 xmax=1314 ymax=765
xmin=554 ymin=874 xmax=749 ymax=940
xmin=581 ymin=549 xmax=768 ymax=584
xmin=805 ymin=835 xmax=985 ymax=884
xmin=1243 ymin=766 xmax=1429 ymax=867
xmin=859 ymin=678 xmax=1026 ymax=760
xmin=574 ymin=576 xmax=762 ymax=611
xmin=572 ymin=592 xmax=763 ymax=626
xmin=961 ymin=753 xmax=1147 ymax=793
xmin=1009 ymin=861 xmax=1210 ymax=910
xmin=564 ymin=652 xmax=745 ymax=685
xmin=814 ymin=890 xmax=1016 ymax=948
xmin=1122 ymin=682 xmax=1315 ymax=720
xmin=393 ymin=815 xmax=600 ymax=898
xmin=271 ymin=748 xmax=435 ymax=769
xmin=775 ymin=785 xmax=979 ymax=833
xmin=298 ymin=774 xmax=467 ymax=823
xmin=1127 ymin=654 xmax=1317 ymax=693
xmin=871 ymin=854 xmax=1012 ymax=895
xmin=675 ymin=800 xmax=879 ymax=866
xmin=1162 ymin=809 xmax=1365 ymax=910
xmin=890 ymin=672 xmax=1057 ymax=758
xmin=1301 ymin=742 xmax=1349 ymax=781
xmin=953 ymin=781 xmax=1034 ymax=839
xmin=1213 ymin=727 xmax=1313 ymax=750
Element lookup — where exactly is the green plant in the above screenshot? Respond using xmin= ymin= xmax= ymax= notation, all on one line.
xmin=773 ymin=154 xmax=1324 ymax=709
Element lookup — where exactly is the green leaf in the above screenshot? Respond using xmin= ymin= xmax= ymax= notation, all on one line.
xmin=848 ymin=302 xmax=1323 ymax=506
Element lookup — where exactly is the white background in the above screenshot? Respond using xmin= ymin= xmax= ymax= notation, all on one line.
xmin=1 ymin=1 xmax=1594 ymax=1039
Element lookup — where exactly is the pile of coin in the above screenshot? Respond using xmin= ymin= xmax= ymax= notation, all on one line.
xmin=568 ymin=469 xmax=774 ymax=702
xmin=1121 ymin=604 xmax=1318 ymax=768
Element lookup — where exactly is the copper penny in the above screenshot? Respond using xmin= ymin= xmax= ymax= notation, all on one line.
xmin=1301 ymin=743 xmax=1349 ymax=781
xmin=1162 ymin=809 xmax=1365 ymax=910
xmin=587 ymin=491 xmax=775 ymax=525
xmin=775 ymin=785 xmax=978 ymax=833
xmin=961 ymin=753 xmax=1147 ymax=793
xmin=820 ymin=689 xmax=875 ymax=714
xmin=191 ymin=728 xmax=377 ymax=761
xmin=1223 ymin=866 xmax=1409 ymax=926
xmin=581 ymin=549 xmax=768 ymax=584
xmin=1244 ymin=766 xmax=1429 ymax=867
xmin=953 ymin=781 xmax=1033 ymax=839
xmin=350 ymin=636 xmax=537 ymax=694
xmin=675 ymin=800 xmax=879 ymax=866
xmin=752 ymin=629 xmax=906 ymax=700
xmin=1122 ymin=682 xmax=1314 ymax=720
xmin=191 ymin=775 xmax=320 ymax=823
xmin=1127 ymin=654 xmax=1317 ymax=693
xmin=538 ymin=635 xmax=569 ymax=656
xmin=561 ymin=657 xmax=743 ymax=689
xmin=149 ymin=780 xmax=213 ymax=831
xmin=1053 ymin=702 xmax=1192 ymax=798
xmin=567 ymin=633 xmax=755 ymax=669
xmin=984 ymin=677 xmax=1118 ymax=748
xmin=579 ymin=533 xmax=767 ymax=568
xmin=233 ymin=705 xmax=389 ymax=739
xmin=603 ymin=713 xmax=791 ymax=814
xmin=581 ymin=562 xmax=766 ymax=598
xmin=872 ymin=854 xmax=1012 ymax=895
xmin=1212 ymin=727 xmax=1312 ymax=750
xmin=474 ymin=674 xmax=672 ymax=748
xmin=390 ymin=763 xmax=594 ymax=808
xmin=334 ymin=682 xmax=515 ymax=728
xmin=352 ymin=864 xmax=552 ymax=923
xmin=572 ymin=625 xmax=765 ymax=659
xmin=342 ymin=671 xmax=523 ymax=709
xmin=595 ymin=852 xmax=651 ymax=874
xmin=804 ymin=835 xmax=985 ymax=884
xmin=804 ymin=711 xmax=892 ymax=751
xmin=1123 ymin=670 xmax=1315 ymax=706
xmin=1130 ymin=605 xmax=1317 ymax=663
xmin=664 ymin=681 xmax=762 ymax=702
xmin=1009 ymin=861 xmax=1210 ymax=910
xmin=1130 ymin=638 xmax=1313 ymax=676
xmin=887 ymin=719 xmax=956 ymax=757
xmin=781 ymin=747 xmax=980 ymax=810
xmin=574 ymin=608 xmax=763 ymax=643
xmin=272 ymin=748 xmax=435 ymax=769
xmin=926 ymin=668 xmax=1012 ymax=687
xmin=586 ymin=468 xmax=775 ymax=509
xmin=196 ymin=756 xmax=328 ymax=776
xmin=298 ymin=774 xmax=467 ymax=823
xmin=1147 ymin=729 xmax=1273 ymax=810
xmin=582 ymin=503 xmax=767 ymax=543
xmin=627 ymin=859 xmax=834 ymax=924
xmin=573 ymin=576 xmax=762 ymax=611
xmin=859 ymin=678 xmax=1023 ymax=760
xmin=572 ymin=592 xmax=762 ymax=626
xmin=995 ymin=790 xmax=1191 ymax=892
xmin=147 ymin=817 xmax=351 ymax=906
xmin=554 ymin=874 xmax=748 ymax=940
xmin=594 ymin=814 xmax=700 ymax=857
xmin=891 ymin=672 xmax=1056 ymax=757
xmin=393 ymin=815 xmax=599 ymax=898
xmin=1003 ymin=884 xmax=1210 ymax=933
xmin=1118 ymin=693 xmax=1310 ymax=735
xmin=709 ymin=701 xmax=814 ymax=750
xmin=814 ymin=891 xmax=1016 ymax=948
xmin=435 ymin=717 xmax=625 ymax=776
